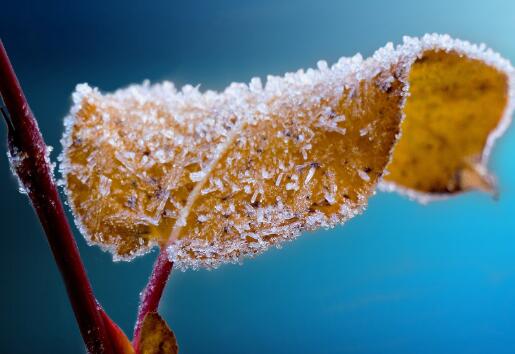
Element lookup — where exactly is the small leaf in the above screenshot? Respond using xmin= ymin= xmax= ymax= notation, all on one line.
xmin=138 ymin=312 xmax=178 ymax=354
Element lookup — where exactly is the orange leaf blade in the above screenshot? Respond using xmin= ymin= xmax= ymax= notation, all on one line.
xmin=138 ymin=312 xmax=178 ymax=354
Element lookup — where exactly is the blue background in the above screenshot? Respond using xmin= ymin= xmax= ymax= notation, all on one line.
xmin=1 ymin=1 xmax=515 ymax=353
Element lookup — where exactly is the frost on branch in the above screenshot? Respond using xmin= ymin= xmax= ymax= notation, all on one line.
xmin=60 ymin=34 xmax=514 ymax=269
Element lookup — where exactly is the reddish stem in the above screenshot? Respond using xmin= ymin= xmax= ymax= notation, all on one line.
xmin=133 ymin=248 xmax=173 ymax=351
xmin=0 ymin=40 xmax=114 ymax=354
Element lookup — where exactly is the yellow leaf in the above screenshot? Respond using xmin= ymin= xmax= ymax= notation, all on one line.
xmin=382 ymin=49 xmax=511 ymax=201
xmin=138 ymin=312 xmax=178 ymax=354
xmin=60 ymin=34 xmax=514 ymax=269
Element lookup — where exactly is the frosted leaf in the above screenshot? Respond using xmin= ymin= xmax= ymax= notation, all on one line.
xmin=60 ymin=34 xmax=514 ymax=268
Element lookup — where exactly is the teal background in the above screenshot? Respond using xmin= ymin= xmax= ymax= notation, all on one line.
xmin=1 ymin=1 xmax=515 ymax=353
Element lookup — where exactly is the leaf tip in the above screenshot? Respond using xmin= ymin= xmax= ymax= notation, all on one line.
xmin=460 ymin=162 xmax=498 ymax=198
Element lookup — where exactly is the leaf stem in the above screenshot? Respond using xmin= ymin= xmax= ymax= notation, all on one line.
xmin=133 ymin=248 xmax=173 ymax=351
xmin=0 ymin=40 xmax=114 ymax=354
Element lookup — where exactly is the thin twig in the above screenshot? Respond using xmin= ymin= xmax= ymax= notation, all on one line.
xmin=0 ymin=40 xmax=114 ymax=354
xmin=133 ymin=248 xmax=173 ymax=351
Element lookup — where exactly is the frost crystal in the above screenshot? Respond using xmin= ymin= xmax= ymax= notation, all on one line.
xmin=189 ymin=171 xmax=206 ymax=182
xmin=357 ymin=169 xmax=371 ymax=182
xmin=7 ymin=147 xmax=28 ymax=194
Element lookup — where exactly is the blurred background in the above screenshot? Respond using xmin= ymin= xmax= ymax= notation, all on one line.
xmin=1 ymin=1 xmax=515 ymax=353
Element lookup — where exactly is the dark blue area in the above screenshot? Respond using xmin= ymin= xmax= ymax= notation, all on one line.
xmin=1 ymin=0 xmax=515 ymax=353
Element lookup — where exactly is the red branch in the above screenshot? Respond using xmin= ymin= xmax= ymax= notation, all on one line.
xmin=133 ymin=248 xmax=173 ymax=351
xmin=0 ymin=40 xmax=114 ymax=354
